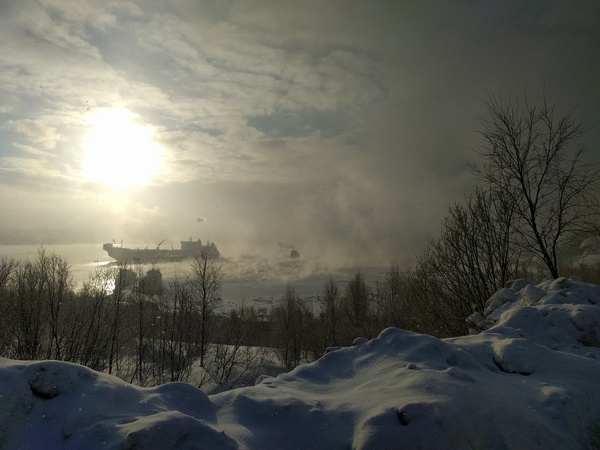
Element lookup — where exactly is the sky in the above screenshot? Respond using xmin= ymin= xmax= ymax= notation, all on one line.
xmin=1 ymin=0 xmax=599 ymax=269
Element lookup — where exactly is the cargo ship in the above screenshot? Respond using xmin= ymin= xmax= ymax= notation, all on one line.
xmin=103 ymin=238 xmax=219 ymax=263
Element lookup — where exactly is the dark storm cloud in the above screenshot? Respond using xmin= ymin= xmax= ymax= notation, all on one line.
xmin=0 ymin=0 xmax=599 ymax=269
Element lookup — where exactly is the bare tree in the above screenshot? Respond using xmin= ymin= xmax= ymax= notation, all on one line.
xmin=204 ymin=303 xmax=269 ymax=391
xmin=0 ymin=257 xmax=18 ymax=355
xmin=190 ymin=247 xmax=223 ymax=367
xmin=7 ymin=251 xmax=52 ymax=360
xmin=403 ymin=187 xmax=525 ymax=337
xmin=106 ymin=266 xmax=131 ymax=375
xmin=272 ymin=284 xmax=311 ymax=370
xmin=374 ymin=266 xmax=415 ymax=331
xmin=157 ymin=279 xmax=201 ymax=383
xmin=67 ymin=270 xmax=116 ymax=370
xmin=431 ymin=189 xmax=522 ymax=311
xmin=412 ymin=248 xmax=468 ymax=337
xmin=344 ymin=271 xmax=371 ymax=329
xmin=1 ymin=249 xmax=75 ymax=360
xmin=42 ymin=251 xmax=73 ymax=360
xmin=473 ymin=93 xmax=600 ymax=279
xmin=320 ymin=276 xmax=342 ymax=347
xmin=132 ymin=264 xmax=153 ymax=385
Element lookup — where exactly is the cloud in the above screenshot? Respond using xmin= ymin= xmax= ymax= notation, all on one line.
xmin=0 ymin=0 xmax=599 ymax=273
xmin=7 ymin=119 xmax=63 ymax=149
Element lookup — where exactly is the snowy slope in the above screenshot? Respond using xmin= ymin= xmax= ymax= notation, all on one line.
xmin=2 ymin=278 xmax=600 ymax=449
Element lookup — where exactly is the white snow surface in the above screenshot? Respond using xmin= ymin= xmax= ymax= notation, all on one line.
xmin=2 ymin=278 xmax=600 ymax=449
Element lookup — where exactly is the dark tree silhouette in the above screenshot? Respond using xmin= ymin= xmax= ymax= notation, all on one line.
xmin=472 ymin=93 xmax=600 ymax=279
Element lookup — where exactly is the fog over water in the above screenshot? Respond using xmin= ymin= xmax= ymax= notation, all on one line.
xmin=0 ymin=244 xmax=387 ymax=310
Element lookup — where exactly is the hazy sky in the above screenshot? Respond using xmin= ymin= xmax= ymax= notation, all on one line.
xmin=1 ymin=0 xmax=599 ymax=269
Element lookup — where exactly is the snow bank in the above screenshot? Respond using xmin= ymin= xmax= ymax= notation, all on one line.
xmin=2 ymin=278 xmax=600 ymax=449
xmin=0 ymin=361 xmax=237 ymax=449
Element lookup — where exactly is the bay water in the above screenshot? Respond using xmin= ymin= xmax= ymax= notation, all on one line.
xmin=0 ymin=244 xmax=387 ymax=310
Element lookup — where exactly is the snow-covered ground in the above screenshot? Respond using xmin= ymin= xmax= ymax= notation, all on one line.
xmin=2 ymin=278 xmax=600 ymax=449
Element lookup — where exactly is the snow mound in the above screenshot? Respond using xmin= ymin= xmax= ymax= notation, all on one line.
xmin=0 ymin=360 xmax=237 ymax=449
xmin=2 ymin=278 xmax=600 ymax=448
xmin=470 ymin=277 xmax=600 ymax=357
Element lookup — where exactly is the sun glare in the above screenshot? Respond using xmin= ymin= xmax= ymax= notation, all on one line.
xmin=82 ymin=108 xmax=163 ymax=189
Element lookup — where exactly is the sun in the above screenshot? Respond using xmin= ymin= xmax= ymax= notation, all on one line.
xmin=81 ymin=108 xmax=163 ymax=189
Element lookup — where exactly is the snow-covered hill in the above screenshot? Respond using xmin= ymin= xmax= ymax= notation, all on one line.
xmin=2 ymin=278 xmax=600 ymax=449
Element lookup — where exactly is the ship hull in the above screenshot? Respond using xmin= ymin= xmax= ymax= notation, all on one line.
xmin=103 ymin=240 xmax=219 ymax=263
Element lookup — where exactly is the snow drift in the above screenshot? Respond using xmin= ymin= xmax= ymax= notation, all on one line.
xmin=2 ymin=278 xmax=600 ymax=449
